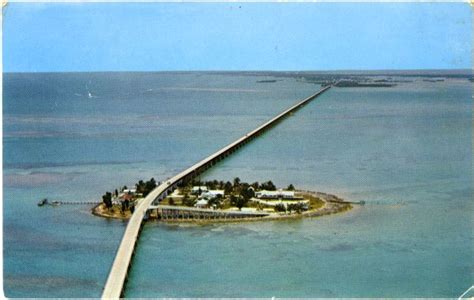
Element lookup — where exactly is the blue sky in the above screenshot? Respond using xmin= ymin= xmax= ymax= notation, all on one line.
xmin=3 ymin=2 xmax=472 ymax=72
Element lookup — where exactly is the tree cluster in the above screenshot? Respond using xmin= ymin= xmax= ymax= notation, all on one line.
xmin=189 ymin=178 xmax=284 ymax=194
xmin=230 ymin=195 xmax=247 ymax=210
xmin=102 ymin=192 xmax=113 ymax=209
xmin=208 ymin=194 xmax=224 ymax=208
xmin=274 ymin=203 xmax=286 ymax=212
xmin=190 ymin=179 xmax=232 ymax=191
xmin=240 ymin=184 xmax=255 ymax=201
xmin=135 ymin=178 xmax=157 ymax=197
xmin=273 ymin=202 xmax=306 ymax=214
xmin=287 ymin=202 xmax=306 ymax=214
xmin=182 ymin=193 xmax=196 ymax=207
xmin=121 ymin=199 xmax=130 ymax=213
xmin=260 ymin=180 xmax=277 ymax=191
xmin=186 ymin=177 xmax=296 ymax=210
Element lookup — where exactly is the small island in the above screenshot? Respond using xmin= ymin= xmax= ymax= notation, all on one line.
xmin=256 ymin=79 xmax=278 ymax=83
xmin=334 ymin=80 xmax=396 ymax=87
xmin=93 ymin=178 xmax=355 ymax=223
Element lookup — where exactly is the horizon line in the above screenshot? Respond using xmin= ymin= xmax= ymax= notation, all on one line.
xmin=3 ymin=68 xmax=473 ymax=74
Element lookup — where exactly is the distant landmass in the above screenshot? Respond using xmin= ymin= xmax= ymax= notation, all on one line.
xmin=202 ymin=69 xmax=472 ymax=79
xmin=334 ymin=80 xmax=396 ymax=88
xmin=256 ymin=79 xmax=278 ymax=83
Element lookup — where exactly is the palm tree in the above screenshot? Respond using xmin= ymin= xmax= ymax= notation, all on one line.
xmin=233 ymin=177 xmax=241 ymax=187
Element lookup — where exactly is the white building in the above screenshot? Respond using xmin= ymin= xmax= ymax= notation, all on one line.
xmin=255 ymin=190 xmax=279 ymax=199
xmin=191 ymin=186 xmax=208 ymax=194
xmin=280 ymin=190 xmax=295 ymax=199
xmin=195 ymin=199 xmax=208 ymax=208
xmin=199 ymin=190 xmax=225 ymax=200
xmin=255 ymin=189 xmax=295 ymax=199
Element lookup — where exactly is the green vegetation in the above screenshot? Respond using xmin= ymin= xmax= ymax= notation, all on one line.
xmin=101 ymin=176 xmax=330 ymax=217
xmin=121 ymin=199 xmax=130 ymax=213
xmin=274 ymin=203 xmax=286 ymax=212
xmin=230 ymin=195 xmax=247 ymax=210
xmin=185 ymin=178 xmax=266 ymax=210
xmin=273 ymin=202 xmax=306 ymax=214
xmin=260 ymin=180 xmax=276 ymax=191
xmin=96 ymin=176 xmax=354 ymax=220
xmin=135 ymin=178 xmax=157 ymax=197
xmin=102 ymin=192 xmax=112 ymax=209
xmin=100 ymin=177 xmax=156 ymax=214
xmin=182 ymin=193 xmax=196 ymax=207
xmin=170 ymin=178 xmax=307 ymax=212
xmin=306 ymin=194 xmax=324 ymax=210
xmin=287 ymin=202 xmax=305 ymax=214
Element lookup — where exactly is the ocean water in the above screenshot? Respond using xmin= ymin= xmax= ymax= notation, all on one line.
xmin=3 ymin=72 xmax=472 ymax=297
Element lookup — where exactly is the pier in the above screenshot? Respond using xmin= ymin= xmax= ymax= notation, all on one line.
xmin=101 ymin=85 xmax=331 ymax=298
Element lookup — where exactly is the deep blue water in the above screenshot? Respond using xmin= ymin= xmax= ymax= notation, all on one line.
xmin=3 ymin=72 xmax=472 ymax=297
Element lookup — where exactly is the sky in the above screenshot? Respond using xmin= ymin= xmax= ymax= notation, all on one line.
xmin=2 ymin=2 xmax=472 ymax=72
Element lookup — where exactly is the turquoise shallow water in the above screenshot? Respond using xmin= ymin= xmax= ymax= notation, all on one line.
xmin=3 ymin=73 xmax=472 ymax=297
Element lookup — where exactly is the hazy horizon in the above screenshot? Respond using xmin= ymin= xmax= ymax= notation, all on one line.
xmin=3 ymin=69 xmax=472 ymax=74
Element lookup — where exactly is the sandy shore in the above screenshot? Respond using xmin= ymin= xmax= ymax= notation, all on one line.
xmin=91 ymin=203 xmax=132 ymax=220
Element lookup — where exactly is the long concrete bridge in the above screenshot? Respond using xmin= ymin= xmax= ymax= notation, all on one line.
xmin=101 ymin=85 xmax=332 ymax=298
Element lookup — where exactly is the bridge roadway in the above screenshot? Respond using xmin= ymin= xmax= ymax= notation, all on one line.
xmin=101 ymin=85 xmax=331 ymax=298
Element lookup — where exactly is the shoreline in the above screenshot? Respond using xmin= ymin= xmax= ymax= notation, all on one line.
xmin=91 ymin=203 xmax=131 ymax=220
xmin=92 ymin=190 xmax=355 ymax=223
xmin=149 ymin=201 xmax=354 ymax=225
